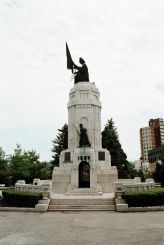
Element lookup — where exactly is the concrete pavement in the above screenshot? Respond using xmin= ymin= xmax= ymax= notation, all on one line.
xmin=0 ymin=211 xmax=164 ymax=245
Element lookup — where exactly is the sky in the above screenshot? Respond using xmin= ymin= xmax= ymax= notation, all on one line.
xmin=0 ymin=0 xmax=164 ymax=162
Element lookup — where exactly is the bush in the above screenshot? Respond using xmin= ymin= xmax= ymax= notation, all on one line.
xmin=2 ymin=189 xmax=42 ymax=207
xmin=124 ymin=188 xmax=164 ymax=207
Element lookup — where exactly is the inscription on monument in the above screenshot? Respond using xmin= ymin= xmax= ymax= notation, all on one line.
xmin=98 ymin=151 xmax=105 ymax=161
xmin=64 ymin=152 xmax=71 ymax=162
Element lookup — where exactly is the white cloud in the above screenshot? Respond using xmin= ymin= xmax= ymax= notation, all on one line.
xmin=0 ymin=0 xmax=164 ymax=161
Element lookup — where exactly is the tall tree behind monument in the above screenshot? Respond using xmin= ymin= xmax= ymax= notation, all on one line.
xmin=102 ymin=118 xmax=130 ymax=178
xmin=51 ymin=124 xmax=68 ymax=167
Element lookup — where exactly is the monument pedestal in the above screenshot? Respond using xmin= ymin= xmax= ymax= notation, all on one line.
xmin=52 ymin=82 xmax=118 ymax=196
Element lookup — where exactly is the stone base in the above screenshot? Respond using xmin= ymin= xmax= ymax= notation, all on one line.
xmin=52 ymin=164 xmax=118 ymax=194
xmin=35 ymin=199 xmax=50 ymax=212
xmin=35 ymin=203 xmax=49 ymax=212
xmin=116 ymin=203 xmax=128 ymax=212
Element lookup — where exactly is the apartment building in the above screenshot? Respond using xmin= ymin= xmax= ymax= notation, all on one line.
xmin=140 ymin=118 xmax=164 ymax=162
xmin=149 ymin=118 xmax=164 ymax=147
xmin=140 ymin=126 xmax=153 ymax=162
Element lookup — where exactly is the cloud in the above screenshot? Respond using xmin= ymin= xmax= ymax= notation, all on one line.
xmin=156 ymin=82 xmax=164 ymax=93
xmin=0 ymin=0 xmax=164 ymax=161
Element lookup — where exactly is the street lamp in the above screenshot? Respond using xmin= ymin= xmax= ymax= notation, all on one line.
xmin=140 ymin=157 xmax=143 ymax=171
xmin=140 ymin=157 xmax=144 ymax=182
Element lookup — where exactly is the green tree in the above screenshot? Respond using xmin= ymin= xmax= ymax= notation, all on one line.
xmin=0 ymin=147 xmax=8 ymax=184
xmin=51 ymin=123 xmax=68 ymax=167
xmin=9 ymin=144 xmax=51 ymax=184
xmin=8 ymin=144 xmax=30 ymax=184
xmin=0 ymin=147 xmax=5 ymax=160
xmin=102 ymin=118 xmax=131 ymax=178
xmin=159 ymin=152 xmax=164 ymax=163
xmin=153 ymin=162 xmax=164 ymax=186
xmin=152 ymin=151 xmax=164 ymax=186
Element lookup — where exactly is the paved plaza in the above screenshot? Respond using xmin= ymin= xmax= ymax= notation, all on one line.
xmin=0 ymin=211 xmax=164 ymax=245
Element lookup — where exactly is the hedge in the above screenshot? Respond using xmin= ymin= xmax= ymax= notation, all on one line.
xmin=2 ymin=189 xmax=42 ymax=207
xmin=124 ymin=188 xmax=164 ymax=207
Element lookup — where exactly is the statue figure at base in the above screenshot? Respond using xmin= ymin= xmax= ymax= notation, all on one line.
xmin=66 ymin=43 xmax=89 ymax=84
xmin=79 ymin=124 xmax=91 ymax=147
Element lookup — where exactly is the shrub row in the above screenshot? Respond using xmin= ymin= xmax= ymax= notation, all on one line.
xmin=124 ymin=188 xmax=164 ymax=207
xmin=2 ymin=189 xmax=42 ymax=207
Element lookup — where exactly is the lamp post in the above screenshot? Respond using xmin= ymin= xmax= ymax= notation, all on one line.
xmin=140 ymin=157 xmax=143 ymax=171
xmin=140 ymin=156 xmax=144 ymax=182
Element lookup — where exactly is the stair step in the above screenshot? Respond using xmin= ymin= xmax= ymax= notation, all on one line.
xmin=73 ymin=188 xmax=98 ymax=192
xmin=65 ymin=192 xmax=103 ymax=196
xmin=50 ymin=199 xmax=115 ymax=205
xmin=66 ymin=188 xmax=103 ymax=196
xmin=48 ymin=204 xmax=116 ymax=211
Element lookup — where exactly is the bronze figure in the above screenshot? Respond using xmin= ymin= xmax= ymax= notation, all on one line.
xmin=66 ymin=43 xmax=89 ymax=84
xmin=79 ymin=124 xmax=91 ymax=147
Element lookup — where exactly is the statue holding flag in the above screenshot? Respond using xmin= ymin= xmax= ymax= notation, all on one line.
xmin=66 ymin=43 xmax=89 ymax=84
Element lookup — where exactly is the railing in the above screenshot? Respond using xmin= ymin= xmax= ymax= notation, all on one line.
xmin=114 ymin=178 xmax=155 ymax=193
xmin=15 ymin=184 xmax=42 ymax=193
xmin=14 ymin=179 xmax=52 ymax=193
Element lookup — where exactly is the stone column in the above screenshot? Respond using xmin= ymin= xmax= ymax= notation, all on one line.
xmin=67 ymin=82 xmax=102 ymax=150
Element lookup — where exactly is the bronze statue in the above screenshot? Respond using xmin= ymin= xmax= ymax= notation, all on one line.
xmin=79 ymin=124 xmax=91 ymax=147
xmin=66 ymin=43 xmax=89 ymax=84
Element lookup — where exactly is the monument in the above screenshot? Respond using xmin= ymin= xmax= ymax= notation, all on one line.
xmin=51 ymin=44 xmax=118 ymax=195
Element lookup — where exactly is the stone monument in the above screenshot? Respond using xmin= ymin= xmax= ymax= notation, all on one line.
xmin=52 ymin=44 xmax=118 ymax=195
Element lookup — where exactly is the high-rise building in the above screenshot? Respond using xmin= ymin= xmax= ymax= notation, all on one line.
xmin=149 ymin=118 xmax=164 ymax=148
xmin=140 ymin=118 xmax=164 ymax=162
xmin=140 ymin=127 xmax=153 ymax=162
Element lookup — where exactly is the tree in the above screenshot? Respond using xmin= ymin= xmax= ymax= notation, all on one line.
xmin=0 ymin=147 xmax=8 ymax=184
xmin=8 ymin=144 xmax=30 ymax=184
xmin=152 ymin=150 xmax=164 ymax=186
xmin=0 ymin=147 xmax=5 ymax=160
xmin=51 ymin=123 xmax=68 ymax=167
xmin=102 ymin=118 xmax=131 ymax=178
xmin=9 ymin=144 xmax=51 ymax=184
xmin=153 ymin=162 xmax=164 ymax=186
xmin=159 ymin=152 xmax=164 ymax=163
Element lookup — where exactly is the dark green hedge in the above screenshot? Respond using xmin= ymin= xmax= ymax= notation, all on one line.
xmin=124 ymin=188 xmax=164 ymax=207
xmin=2 ymin=189 xmax=42 ymax=207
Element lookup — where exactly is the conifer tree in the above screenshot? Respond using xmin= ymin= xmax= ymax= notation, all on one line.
xmin=51 ymin=124 xmax=68 ymax=167
xmin=102 ymin=118 xmax=130 ymax=178
xmin=0 ymin=147 xmax=8 ymax=184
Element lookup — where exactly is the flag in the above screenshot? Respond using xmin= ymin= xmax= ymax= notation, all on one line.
xmin=66 ymin=42 xmax=74 ymax=71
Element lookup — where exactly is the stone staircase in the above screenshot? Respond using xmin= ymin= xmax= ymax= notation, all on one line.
xmin=48 ymin=193 xmax=116 ymax=211
xmin=65 ymin=187 xmax=103 ymax=196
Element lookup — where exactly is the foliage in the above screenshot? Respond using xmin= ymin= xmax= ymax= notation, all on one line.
xmin=51 ymin=123 xmax=68 ymax=167
xmin=2 ymin=189 xmax=41 ymax=207
xmin=159 ymin=152 xmax=164 ymax=163
xmin=102 ymin=118 xmax=132 ymax=178
xmin=124 ymin=188 xmax=164 ymax=207
xmin=153 ymin=162 xmax=164 ymax=186
xmin=8 ymin=144 xmax=51 ymax=185
xmin=0 ymin=147 xmax=5 ymax=160
xmin=0 ymin=147 xmax=9 ymax=184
